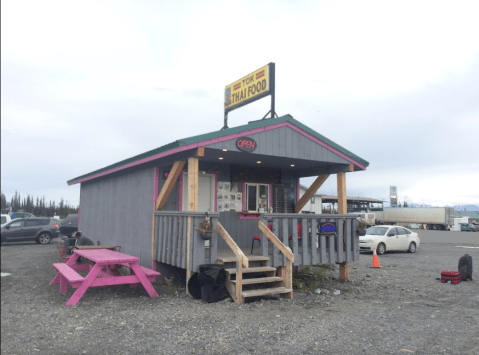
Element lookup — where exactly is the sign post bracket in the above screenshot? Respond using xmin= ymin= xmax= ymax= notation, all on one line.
xmin=222 ymin=112 xmax=229 ymax=130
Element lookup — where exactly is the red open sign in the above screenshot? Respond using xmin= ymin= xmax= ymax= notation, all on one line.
xmin=236 ymin=137 xmax=257 ymax=152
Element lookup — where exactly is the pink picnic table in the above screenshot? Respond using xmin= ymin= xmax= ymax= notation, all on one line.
xmin=50 ymin=249 xmax=160 ymax=306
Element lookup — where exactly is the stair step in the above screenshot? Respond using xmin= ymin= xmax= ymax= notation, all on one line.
xmin=242 ymin=287 xmax=293 ymax=298
xmin=225 ymin=266 xmax=276 ymax=275
xmin=231 ymin=276 xmax=283 ymax=285
xmin=218 ymin=256 xmax=269 ymax=264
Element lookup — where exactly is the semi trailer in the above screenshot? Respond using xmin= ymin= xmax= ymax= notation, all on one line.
xmin=372 ymin=207 xmax=455 ymax=230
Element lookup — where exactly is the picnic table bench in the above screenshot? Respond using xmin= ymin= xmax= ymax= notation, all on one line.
xmin=50 ymin=249 xmax=160 ymax=306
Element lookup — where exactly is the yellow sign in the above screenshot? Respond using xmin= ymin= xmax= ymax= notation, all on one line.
xmin=224 ymin=64 xmax=270 ymax=112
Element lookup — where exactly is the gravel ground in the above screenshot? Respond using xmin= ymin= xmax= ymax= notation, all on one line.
xmin=1 ymin=230 xmax=478 ymax=355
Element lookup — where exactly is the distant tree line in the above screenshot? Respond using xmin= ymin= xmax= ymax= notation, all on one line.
xmin=1 ymin=191 xmax=78 ymax=219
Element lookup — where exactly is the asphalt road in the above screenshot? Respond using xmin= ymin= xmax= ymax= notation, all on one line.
xmin=410 ymin=228 xmax=479 ymax=245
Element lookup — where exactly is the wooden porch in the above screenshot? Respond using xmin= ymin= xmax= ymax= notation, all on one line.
xmin=151 ymin=211 xmax=359 ymax=304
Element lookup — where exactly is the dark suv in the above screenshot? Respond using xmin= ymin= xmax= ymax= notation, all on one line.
xmin=1 ymin=218 xmax=60 ymax=244
xmin=59 ymin=214 xmax=78 ymax=237
xmin=460 ymin=223 xmax=477 ymax=232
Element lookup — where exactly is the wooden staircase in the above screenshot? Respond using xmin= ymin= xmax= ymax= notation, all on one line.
xmin=217 ymin=256 xmax=293 ymax=304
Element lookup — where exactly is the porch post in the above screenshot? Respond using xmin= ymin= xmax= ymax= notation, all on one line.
xmin=337 ymin=172 xmax=349 ymax=281
xmin=186 ymin=157 xmax=199 ymax=289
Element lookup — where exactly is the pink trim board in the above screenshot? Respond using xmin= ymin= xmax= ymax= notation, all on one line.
xmin=297 ymin=178 xmax=300 ymax=202
xmin=69 ymin=121 xmax=366 ymax=186
xmin=153 ymin=167 xmax=159 ymax=207
xmin=78 ymin=188 xmax=81 ymax=232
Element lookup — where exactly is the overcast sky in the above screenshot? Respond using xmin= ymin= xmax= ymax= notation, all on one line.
xmin=2 ymin=0 xmax=478 ymax=208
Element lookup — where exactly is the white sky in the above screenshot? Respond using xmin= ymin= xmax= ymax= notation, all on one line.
xmin=1 ymin=0 xmax=478 ymax=208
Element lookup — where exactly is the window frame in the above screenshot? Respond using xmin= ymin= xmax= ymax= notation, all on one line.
xmin=245 ymin=183 xmax=270 ymax=213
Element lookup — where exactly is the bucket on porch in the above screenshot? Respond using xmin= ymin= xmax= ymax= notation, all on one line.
xmin=198 ymin=264 xmax=226 ymax=303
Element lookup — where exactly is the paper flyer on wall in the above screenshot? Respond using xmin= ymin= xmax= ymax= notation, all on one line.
xmin=235 ymin=193 xmax=242 ymax=211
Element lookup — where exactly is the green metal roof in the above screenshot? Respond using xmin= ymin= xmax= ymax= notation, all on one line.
xmin=455 ymin=210 xmax=479 ymax=218
xmin=68 ymin=114 xmax=369 ymax=184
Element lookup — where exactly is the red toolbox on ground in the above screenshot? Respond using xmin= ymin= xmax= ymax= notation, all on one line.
xmin=441 ymin=271 xmax=461 ymax=284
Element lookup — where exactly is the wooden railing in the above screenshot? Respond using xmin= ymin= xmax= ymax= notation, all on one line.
xmin=258 ymin=221 xmax=293 ymax=295
xmin=217 ymin=222 xmax=249 ymax=304
xmin=259 ymin=213 xmax=359 ymax=267
xmin=152 ymin=211 xmax=220 ymax=272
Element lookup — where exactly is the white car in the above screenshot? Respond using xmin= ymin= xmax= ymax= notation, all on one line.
xmin=359 ymin=225 xmax=420 ymax=255
xmin=1 ymin=214 xmax=11 ymax=227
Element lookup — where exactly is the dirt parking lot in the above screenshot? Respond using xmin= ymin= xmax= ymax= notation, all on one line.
xmin=1 ymin=230 xmax=478 ymax=355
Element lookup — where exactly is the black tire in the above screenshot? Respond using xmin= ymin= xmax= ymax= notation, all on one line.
xmin=37 ymin=232 xmax=51 ymax=245
xmin=377 ymin=243 xmax=386 ymax=255
xmin=407 ymin=242 xmax=416 ymax=253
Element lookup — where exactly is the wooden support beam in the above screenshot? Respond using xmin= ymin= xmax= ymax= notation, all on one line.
xmin=340 ymin=261 xmax=349 ymax=282
xmin=277 ymin=259 xmax=293 ymax=299
xmin=337 ymin=172 xmax=347 ymax=214
xmin=187 ymin=157 xmax=198 ymax=212
xmin=294 ymin=174 xmax=330 ymax=213
xmin=235 ymin=255 xmax=244 ymax=305
xmin=196 ymin=147 xmax=205 ymax=157
xmin=155 ymin=160 xmax=185 ymax=211
xmin=337 ymin=172 xmax=349 ymax=281
xmin=185 ymin=158 xmax=198 ymax=292
xmin=349 ymin=164 xmax=354 ymax=172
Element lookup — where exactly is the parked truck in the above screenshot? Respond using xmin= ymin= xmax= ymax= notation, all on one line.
xmin=372 ymin=207 xmax=455 ymax=230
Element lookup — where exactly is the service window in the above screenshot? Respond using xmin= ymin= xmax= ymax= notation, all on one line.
xmin=245 ymin=183 xmax=269 ymax=213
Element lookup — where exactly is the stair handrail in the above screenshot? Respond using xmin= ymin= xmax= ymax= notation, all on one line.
xmin=217 ymin=222 xmax=249 ymax=268
xmin=258 ymin=221 xmax=294 ymax=263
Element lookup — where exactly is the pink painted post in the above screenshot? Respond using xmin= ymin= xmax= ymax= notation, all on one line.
xmin=153 ymin=167 xmax=159 ymax=270
xmin=77 ymin=187 xmax=82 ymax=232
xmin=242 ymin=182 xmax=246 ymax=211
xmin=153 ymin=167 xmax=159 ymax=206
xmin=214 ymin=173 xmax=218 ymax=212
xmin=297 ymin=178 xmax=300 ymax=202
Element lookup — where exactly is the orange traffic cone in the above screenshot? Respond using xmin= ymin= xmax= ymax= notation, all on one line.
xmin=371 ymin=247 xmax=381 ymax=268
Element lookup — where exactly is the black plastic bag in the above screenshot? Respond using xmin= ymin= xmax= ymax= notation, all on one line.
xmin=198 ymin=264 xmax=226 ymax=290
xmin=198 ymin=265 xmax=227 ymax=303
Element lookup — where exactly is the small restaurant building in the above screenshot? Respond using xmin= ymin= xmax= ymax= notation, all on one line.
xmin=68 ymin=114 xmax=369 ymax=304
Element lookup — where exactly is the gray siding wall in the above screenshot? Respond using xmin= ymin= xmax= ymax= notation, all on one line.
xmin=79 ymin=165 xmax=155 ymax=267
xmin=206 ymin=126 xmax=350 ymax=164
